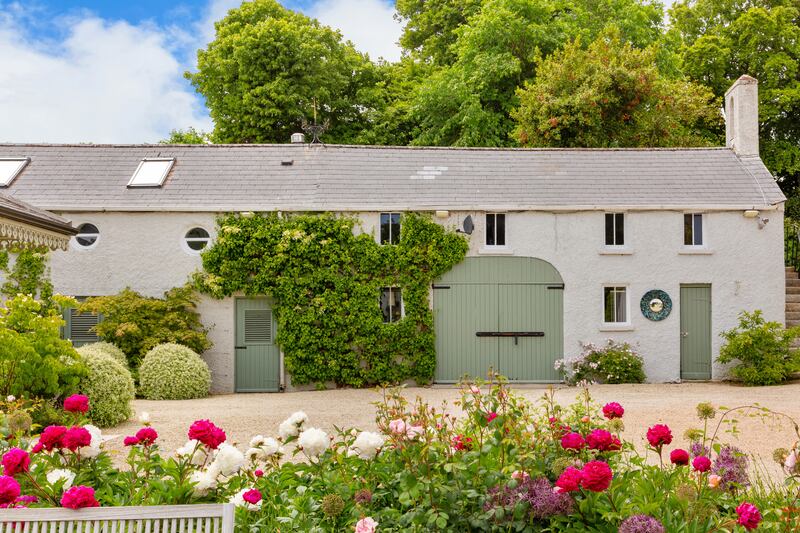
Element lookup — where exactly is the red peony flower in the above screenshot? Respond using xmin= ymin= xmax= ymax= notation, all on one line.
xmin=63 ymin=395 xmax=89 ymax=414
xmin=38 ymin=425 xmax=67 ymax=451
xmin=486 ymin=412 xmax=498 ymax=423
xmin=134 ymin=427 xmax=158 ymax=446
xmin=670 ymin=449 xmax=690 ymax=466
xmin=586 ymin=429 xmax=615 ymax=451
xmin=254 ymin=469 xmax=264 ymax=478
xmin=580 ymin=461 xmax=613 ymax=492
xmin=554 ymin=466 xmax=583 ymax=493
xmin=188 ymin=420 xmax=226 ymax=450
xmin=123 ymin=436 xmax=140 ymax=446
xmin=608 ymin=435 xmax=622 ymax=451
xmin=61 ymin=486 xmax=100 ymax=509
xmin=451 ymin=434 xmax=472 ymax=451
xmin=561 ymin=432 xmax=585 ymax=451
xmin=692 ymin=455 xmax=711 ymax=473
xmin=63 ymin=427 xmax=92 ymax=451
xmin=646 ymin=424 xmax=673 ymax=448
xmin=0 ymin=476 xmax=21 ymax=505
xmin=736 ymin=502 xmax=762 ymax=530
xmin=242 ymin=489 xmax=262 ymax=505
xmin=1 ymin=448 xmax=29 ymax=477
xmin=602 ymin=402 xmax=624 ymax=419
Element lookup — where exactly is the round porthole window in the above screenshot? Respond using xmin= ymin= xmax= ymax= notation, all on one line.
xmin=74 ymin=223 xmax=99 ymax=248
xmin=184 ymin=227 xmax=211 ymax=252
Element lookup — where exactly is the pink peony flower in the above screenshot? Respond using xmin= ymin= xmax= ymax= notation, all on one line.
xmin=123 ymin=436 xmax=140 ymax=446
xmin=670 ymin=449 xmax=690 ymax=466
xmin=38 ymin=425 xmax=67 ymax=451
xmin=254 ymin=469 xmax=264 ymax=478
xmin=61 ymin=486 xmax=100 ymax=509
xmin=62 ymin=427 xmax=92 ymax=451
xmin=580 ymin=461 xmax=613 ymax=492
xmin=486 ymin=412 xmax=498 ymax=423
xmin=602 ymin=402 xmax=624 ymax=419
xmin=708 ymin=474 xmax=722 ymax=488
xmin=646 ymin=424 xmax=673 ymax=448
xmin=1 ymin=448 xmax=29 ymax=477
xmin=63 ymin=394 xmax=89 ymax=414
xmin=736 ymin=502 xmax=762 ymax=530
xmin=188 ymin=420 xmax=226 ymax=450
xmin=135 ymin=427 xmax=158 ymax=446
xmin=586 ymin=429 xmax=614 ymax=451
xmin=560 ymin=432 xmax=585 ymax=451
xmin=0 ymin=476 xmax=21 ymax=505
xmin=388 ymin=419 xmax=407 ymax=436
xmin=692 ymin=455 xmax=711 ymax=473
xmin=355 ymin=517 xmax=378 ymax=533
xmin=554 ymin=466 xmax=583 ymax=493
xmin=242 ymin=489 xmax=262 ymax=505
xmin=406 ymin=425 xmax=424 ymax=440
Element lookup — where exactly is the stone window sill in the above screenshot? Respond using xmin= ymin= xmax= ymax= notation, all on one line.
xmin=598 ymin=324 xmax=635 ymax=332
xmin=478 ymin=246 xmax=514 ymax=255
xmin=598 ymin=248 xmax=633 ymax=256
xmin=679 ymin=248 xmax=713 ymax=255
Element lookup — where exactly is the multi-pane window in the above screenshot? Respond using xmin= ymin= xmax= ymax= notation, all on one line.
xmin=605 ymin=213 xmax=625 ymax=246
xmin=380 ymin=287 xmax=403 ymax=323
xmin=604 ymin=286 xmax=627 ymax=323
xmin=380 ymin=213 xmax=401 ymax=245
xmin=486 ymin=213 xmax=506 ymax=246
xmin=684 ymin=213 xmax=704 ymax=246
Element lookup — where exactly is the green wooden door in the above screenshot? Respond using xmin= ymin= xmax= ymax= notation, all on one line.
xmin=499 ymin=284 xmax=562 ymax=382
xmin=680 ymin=285 xmax=712 ymax=380
xmin=235 ymin=298 xmax=280 ymax=392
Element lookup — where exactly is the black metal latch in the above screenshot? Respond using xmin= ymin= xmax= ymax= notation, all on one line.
xmin=476 ymin=331 xmax=545 ymax=345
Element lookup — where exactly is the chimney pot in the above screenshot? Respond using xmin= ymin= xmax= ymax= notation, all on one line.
xmin=290 ymin=132 xmax=306 ymax=144
xmin=725 ymin=75 xmax=759 ymax=157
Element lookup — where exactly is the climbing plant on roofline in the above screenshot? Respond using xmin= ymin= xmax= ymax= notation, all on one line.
xmin=0 ymin=247 xmax=55 ymax=309
xmin=194 ymin=213 xmax=469 ymax=387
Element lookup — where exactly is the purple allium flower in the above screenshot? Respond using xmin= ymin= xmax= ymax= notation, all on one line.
xmin=484 ymin=477 xmax=573 ymax=521
xmin=712 ymin=446 xmax=749 ymax=491
xmin=690 ymin=442 xmax=710 ymax=457
xmin=619 ymin=514 xmax=666 ymax=533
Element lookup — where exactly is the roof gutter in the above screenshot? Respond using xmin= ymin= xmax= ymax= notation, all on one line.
xmin=0 ymin=205 xmax=78 ymax=235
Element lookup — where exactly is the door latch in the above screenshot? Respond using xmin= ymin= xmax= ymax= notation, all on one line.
xmin=680 ymin=331 xmax=689 ymax=338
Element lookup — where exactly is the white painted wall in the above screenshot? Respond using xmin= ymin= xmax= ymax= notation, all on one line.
xmin=45 ymin=208 xmax=784 ymax=391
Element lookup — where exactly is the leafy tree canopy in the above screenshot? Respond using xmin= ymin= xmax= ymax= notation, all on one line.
xmin=512 ymin=31 xmax=722 ymax=147
xmin=160 ymin=127 xmax=212 ymax=144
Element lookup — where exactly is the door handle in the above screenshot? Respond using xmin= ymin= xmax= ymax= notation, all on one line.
xmin=680 ymin=332 xmax=689 ymax=338
xmin=235 ymin=345 xmax=247 ymax=349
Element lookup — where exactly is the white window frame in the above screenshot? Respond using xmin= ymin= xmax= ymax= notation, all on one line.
xmin=604 ymin=212 xmax=626 ymax=248
xmin=683 ymin=212 xmax=706 ymax=248
xmin=72 ymin=222 xmax=100 ymax=250
xmin=182 ymin=226 xmax=212 ymax=255
xmin=485 ymin=212 xmax=507 ymax=248
xmin=379 ymin=212 xmax=401 ymax=245
xmin=602 ymin=285 xmax=630 ymax=326
xmin=128 ymin=158 xmax=175 ymax=188
xmin=0 ymin=158 xmax=29 ymax=187
xmin=380 ymin=286 xmax=404 ymax=323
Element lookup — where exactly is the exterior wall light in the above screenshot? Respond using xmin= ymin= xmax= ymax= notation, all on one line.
xmin=743 ymin=209 xmax=760 ymax=218
xmin=435 ymin=210 xmax=450 ymax=218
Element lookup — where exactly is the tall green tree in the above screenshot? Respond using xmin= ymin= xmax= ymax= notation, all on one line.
xmin=187 ymin=0 xmax=380 ymax=144
xmin=512 ymin=32 xmax=721 ymax=147
xmin=670 ymin=0 xmax=800 ymax=192
xmin=160 ymin=127 xmax=212 ymax=144
xmin=395 ymin=0 xmax=484 ymax=65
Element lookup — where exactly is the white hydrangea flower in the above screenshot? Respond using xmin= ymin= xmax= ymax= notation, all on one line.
xmin=177 ymin=439 xmax=208 ymax=465
xmin=212 ymin=443 xmax=245 ymax=476
xmin=298 ymin=427 xmax=328 ymax=457
xmin=189 ymin=468 xmax=218 ymax=496
xmin=350 ymin=431 xmax=385 ymax=460
xmin=230 ymin=488 xmax=262 ymax=511
xmin=46 ymin=469 xmax=75 ymax=488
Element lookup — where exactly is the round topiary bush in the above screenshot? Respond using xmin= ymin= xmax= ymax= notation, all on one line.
xmin=80 ymin=352 xmax=135 ymax=427
xmin=138 ymin=343 xmax=211 ymax=400
xmin=76 ymin=342 xmax=128 ymax=367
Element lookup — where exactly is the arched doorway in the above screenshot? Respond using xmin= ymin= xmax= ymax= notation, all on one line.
xmin=433 ymin=256 xmax=564 ymax=383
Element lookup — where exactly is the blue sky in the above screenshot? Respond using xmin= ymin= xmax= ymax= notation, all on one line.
xmin=0 ymin=0 xmax=401 ymax=143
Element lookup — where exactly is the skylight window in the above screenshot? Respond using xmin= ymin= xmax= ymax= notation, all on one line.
xmin=0 ymin=158 xmax=30 ymax=187
xmin=128 ymin=158 xmax=175 ymax=188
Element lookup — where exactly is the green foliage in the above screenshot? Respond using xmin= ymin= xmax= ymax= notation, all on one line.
xmin=0 ymin=247 xmax=55 ymax=308
xmin=196 ymin=213 xmax=468 ymax=387
xmin=76 ymin=342 xmax=128 ymax=367
xmin=0 ymin=294 xmax=86 ymax=399
xmin=513 ymin=31 xmax=721 ymax=147
xmin=717 ymin=310 xmax=800 ymax=385
xmin=187 ymin=0 xmax=380 ymax=144
xmin=80 ymin=286 xmax=211 ymax=368
xmin=160 ymin=127 xmax=212 ymax=144
xmin=786 ymin=195 xmax=800 ymax=221
xmin=138 ymin=343 xmax=211 ymax=400
xmin=79 ymin=350 xmax=135 ymax=427
xmin=558 ymin=339 xmax=647 ymax=384
xmin=395 ymin=0 xmax=484 ymax=65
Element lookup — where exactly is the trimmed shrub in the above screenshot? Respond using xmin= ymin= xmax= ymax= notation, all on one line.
xmin=76 ymin=342 xmax=127 ymax=367
xmin=138 ymin=343 xmax=211 ymax=400
xmin=80 ymin=351 xmax=135 ymax=427
xmin=557 ymin=340 xmax=646 ymax=384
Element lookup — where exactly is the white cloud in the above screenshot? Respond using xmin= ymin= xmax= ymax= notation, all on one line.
xmin=0 ymin=13 xmax=211 ymax=143
xmin=310 ymin=0 xmax=402 ymax=62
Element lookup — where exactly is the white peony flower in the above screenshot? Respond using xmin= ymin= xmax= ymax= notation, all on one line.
xmin=212 ymin=443 xmax=245 ymax=476
xmin=46 ymin=469 xmax=75 ymax=488
xmin=350 ymin=431 xmax=385 ymax=460
xmin=177 ymin=440 xmax=208 ymax=465
xmin=139 ymin=412 xmax=151 ymax=425
xmin=298 ymin=427 xmax=329 ymax=457
xmin=6 ymin=395 xmax=15 ymax=402
xmin=189 ymin=468 xmax=218 ymax=496
xmin=230 ymin=488 xmax=262 ymax=511
xmin=245 ymin=447 xmax=266 ymax=462
xmin=278 ymin=411 xmax=308 ymax=440
xmin=78 ymin=424 xmax=103 ymax=458
xmin=249 ymin=435 xmax=266 ymax=448
xmin=261 ymin=437 xmax=281 ymax=456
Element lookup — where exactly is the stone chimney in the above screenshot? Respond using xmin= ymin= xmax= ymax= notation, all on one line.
xmin=724 ymin=75 xmax=759 ymax=156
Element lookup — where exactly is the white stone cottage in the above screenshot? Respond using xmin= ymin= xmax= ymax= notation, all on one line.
xmin=0 ymin=76 xmax=786 ymax=392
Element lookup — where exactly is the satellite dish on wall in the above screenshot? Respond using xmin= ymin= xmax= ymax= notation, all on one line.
xmin=461 ymin=215 xmax=474 ymax=235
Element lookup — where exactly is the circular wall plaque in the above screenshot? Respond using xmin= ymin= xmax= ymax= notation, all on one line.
xmin=640 ymin=289 xmax=672 ymax=321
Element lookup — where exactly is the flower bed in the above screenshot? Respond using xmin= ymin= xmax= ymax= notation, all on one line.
xmin=1 ymin=385 xmax=799 ymax=531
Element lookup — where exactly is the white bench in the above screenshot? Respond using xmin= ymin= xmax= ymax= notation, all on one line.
xmin=0 ymin=504 xmax=235 ymax=533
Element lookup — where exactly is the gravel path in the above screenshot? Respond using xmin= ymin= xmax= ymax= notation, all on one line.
xmin=106 ymin=382 xmax=800 ymax=479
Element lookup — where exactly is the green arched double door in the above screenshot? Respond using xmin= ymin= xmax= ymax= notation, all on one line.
xmin=433 ymin=257 xmax=564 ymax=383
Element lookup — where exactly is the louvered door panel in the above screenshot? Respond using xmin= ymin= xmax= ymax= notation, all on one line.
xmin=69 ymin=309 xmax=100 ymax=346
xmin=235 ymin=299 xmax=280 ymax=392
xmin=244 ymin=310 xmax=272 ymax=344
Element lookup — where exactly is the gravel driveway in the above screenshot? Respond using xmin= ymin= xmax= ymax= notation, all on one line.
xmin=107 ymin=382 xmax=800 ymax=479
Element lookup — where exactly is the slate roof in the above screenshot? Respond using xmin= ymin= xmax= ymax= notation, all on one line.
xmin=0 ymin=144 xmax=785 ymax=212
xmin=0 ymin=193 xmax=76 ymax=235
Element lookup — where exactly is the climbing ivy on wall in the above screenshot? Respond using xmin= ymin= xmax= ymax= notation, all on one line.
xmin=195 ymin=213 xmax=469 ymax=387
xmin=0 ymin=247 xmax=55 ymax=308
